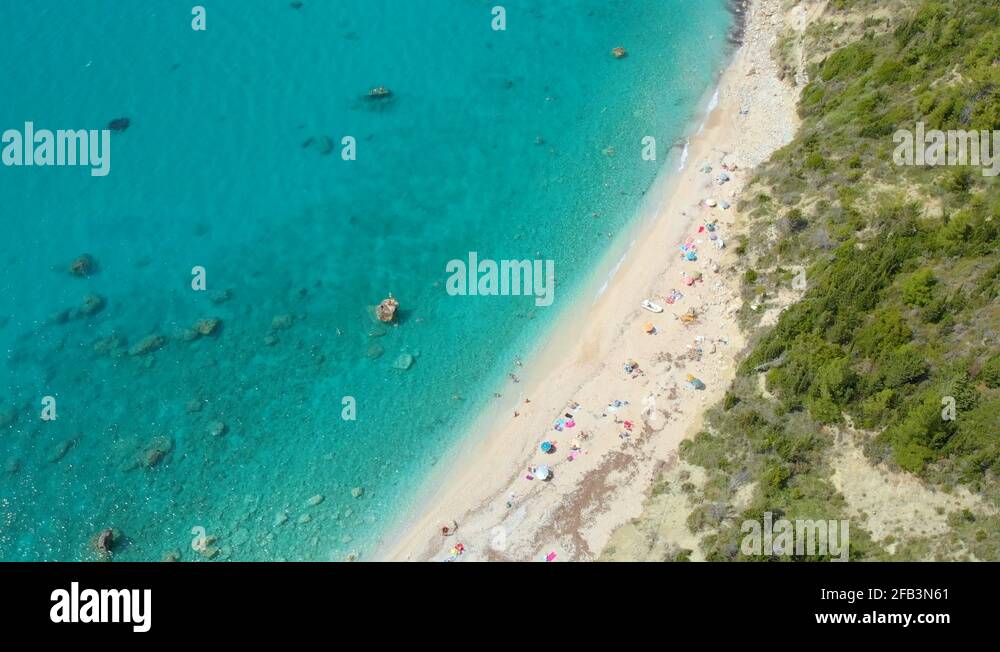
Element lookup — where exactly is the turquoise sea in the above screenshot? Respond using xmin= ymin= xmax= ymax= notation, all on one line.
xmin=0 ymin=0 xmax=734 ymax=560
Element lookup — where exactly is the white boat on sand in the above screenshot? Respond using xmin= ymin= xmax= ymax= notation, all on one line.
xmin=641 ymin=299 xmax=663 ymax=313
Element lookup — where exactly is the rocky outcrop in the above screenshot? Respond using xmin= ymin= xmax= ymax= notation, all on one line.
xmin=375 ymin=294 xmax=398 ymax=323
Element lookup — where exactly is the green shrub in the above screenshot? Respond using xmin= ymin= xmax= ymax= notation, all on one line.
xmin=901 ymin=269 xmax=937 ymax=307
xmin=980 ymin=354 xmax=1000 ymax=388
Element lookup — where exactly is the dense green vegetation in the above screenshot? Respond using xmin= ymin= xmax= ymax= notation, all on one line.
xmin=679 ymin=0 xmax=1000 ymax=561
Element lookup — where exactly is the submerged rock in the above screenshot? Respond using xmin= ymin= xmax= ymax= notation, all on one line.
xmin=92 ymin=334 xmax=126 ymax=356
xmin=129 ymin=334 xmax=165 ymax=356
xmin=107 ymin=117 xmax=130 ymax=132
xmin=611 ymin=46 xmax=627 ymax=58
xmin=307 ymin=494 xmax=324 ymax=506
xmin=50 ymin=294 xmax=107 ymax=324
xmin=193 ymin=317 xmax=222 ymax=337
xmin=207 ymin=421 xmax=227 ymax=437
xmin=48 ymin=308 xmax=72 ymax=325
xmin=162 ymin=549 xmax=181 ymax=562
xmin=351 ymin=486 xmax=364 ymax=499
xmin=77 ymin=293 xmax=106 ymax=317
xmin=196 ymin=534 xmax=220 ymax=559
xmin=393 ymin=353 xmax=414 ymax=370
xmin=91 ymin=527 xmax=122 ymax=560
xmin=302 ymin=135 xmax=335 ymax=155
xmin=375 ymin=294 xmax=398 ymax=323
xmin=48 ymin=437 xmax=78 ymax=463
xmin=140 ymin=436 xmax=173 ymax=468
xmin=68 ymin=253 xmax=97 ymax=277
xmin=271 ymin=314 xmax=294 ymax=331
xmin=176 ymin=327 xmax=199 ymax=342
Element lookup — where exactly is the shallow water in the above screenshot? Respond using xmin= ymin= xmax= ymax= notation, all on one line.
xmin=0 ymin=0 xmax=732 ymax=560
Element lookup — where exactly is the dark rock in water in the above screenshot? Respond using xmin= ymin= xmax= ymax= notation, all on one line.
xmin=48 ymin=437 xmax=78 ymax=463
xmin=193 ymin=317 xmax=222 ymax=337
xmin=290 ymin=1 xmax=303 ymax=8
xmin=271 ymin=314 xmax=294 ymax=331
xmin=50 ymin=294 xmax=106 ymax=324
xmin=92 ymin=334 xmax=126 ymax=356
xmin=129 ymin=334 xmax=166 ymax=356
xmin=107 ymin=117 xmax=130 ymax=133
xmin=317 ymin=136 xmax=334 ymax=155
xmin=68 ymin=253 xmax=97 ymax=277
xmin=140 ymin=435 xmax=173 ymax=468
xmin=302 ymin=135 xmax=334 ymax=155
xmin=77 ymin=293 xmax=106 ymax=317
xmin=48 ymin=308 xmax=72 ymax=325
xmin=91 ymin=527 xmax=122 ymax=560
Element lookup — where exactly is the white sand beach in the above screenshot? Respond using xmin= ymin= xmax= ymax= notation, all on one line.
xmin=379 ymin=0 xmax=812 ymax=562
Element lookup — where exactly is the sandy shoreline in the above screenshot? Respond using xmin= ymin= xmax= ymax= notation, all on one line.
xmin=377 ymin=0 xmax=807 ymax=562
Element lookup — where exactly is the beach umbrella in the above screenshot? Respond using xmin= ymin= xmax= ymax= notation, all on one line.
xmin=535 ymin=465 xmax=551 ymax=480
xmin=540 ymin=441 xmax=553 ymax=453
